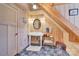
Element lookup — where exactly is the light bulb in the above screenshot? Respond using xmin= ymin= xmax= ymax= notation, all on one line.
xmin=33 ymin=4 xmax=37 ymax=9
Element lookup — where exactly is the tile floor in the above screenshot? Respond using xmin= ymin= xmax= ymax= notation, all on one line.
xmin=16 ymin=45 xmax=69 ymax=56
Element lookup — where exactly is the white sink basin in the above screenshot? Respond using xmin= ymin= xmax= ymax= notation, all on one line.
xmin=28 ymin=32 xmax=44 ymax=36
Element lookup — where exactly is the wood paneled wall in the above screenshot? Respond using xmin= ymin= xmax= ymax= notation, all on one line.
xmin=45 ymin=17 xmax=63 ymax=42
xmin=53 ymin=26 xmax=63 ymax=42
xmin=53 ymin=3 xmax=79 ymax=42
xmin=53 ymin=3 xmax=79 ymax=29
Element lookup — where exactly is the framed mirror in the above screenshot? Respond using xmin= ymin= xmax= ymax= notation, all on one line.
xmin=33 ymin=19 xmax=41 ymax=29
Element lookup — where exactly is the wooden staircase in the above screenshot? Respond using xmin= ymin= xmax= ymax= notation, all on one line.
xmin=39 ymin=3 xmax=79 ymax=42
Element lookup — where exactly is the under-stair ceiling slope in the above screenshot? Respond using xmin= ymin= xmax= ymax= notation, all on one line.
xmin=38 ymin=3 xmax=79 ymax=39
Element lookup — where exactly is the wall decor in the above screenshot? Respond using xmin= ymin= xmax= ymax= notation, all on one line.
xmin=46 ymin=27 xmax=49 ymax=33
xmin=33 ymin=19 xmax=41 ymax=29
xmin=69 ymin=8 xmax=78 ymax=16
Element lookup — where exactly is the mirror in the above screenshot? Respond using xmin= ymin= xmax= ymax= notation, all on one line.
xmin=33 ymin=19 xmax=41 ymax=29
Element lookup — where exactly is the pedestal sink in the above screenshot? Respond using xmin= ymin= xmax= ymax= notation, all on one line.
xmin=26 ymin=32 xmax=44 ymax=51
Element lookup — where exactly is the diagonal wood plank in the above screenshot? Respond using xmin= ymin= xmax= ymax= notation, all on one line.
xmin=39 ymin=3 xmax=79 ymax=38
